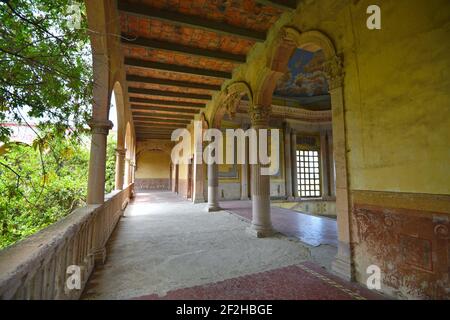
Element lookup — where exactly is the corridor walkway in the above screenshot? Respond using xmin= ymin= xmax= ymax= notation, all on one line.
xmin=221 ymin=201 xmax=338 ymax=247
xmin=83 ymin=191 xmax=382 ymax=300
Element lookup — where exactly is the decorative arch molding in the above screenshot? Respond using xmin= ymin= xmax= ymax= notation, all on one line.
xmin=136 ymin=140 xmax=174 ymax=160
xmin=212 ymin=81 xmax=253 ymax=128
xmin=256 ymin=27 xmax=353 ymax=280
xmin=255 ymin=28 xmax=343 ymax=107
xmin=111 ymin=80 xmax=126 ymax=148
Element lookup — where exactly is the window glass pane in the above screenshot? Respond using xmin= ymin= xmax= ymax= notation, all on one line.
xmin=296 ymin=148 xmax=321 ymax=198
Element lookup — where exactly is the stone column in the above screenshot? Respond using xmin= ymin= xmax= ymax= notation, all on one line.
xmin=240 ymin=132 xmax=249 ymax=200
xmin=124 ymin=158 xmax=130 ymax=186
xmin=206 ymin=162 xmax=221 ymax=212
xmin=328 ymin=129 xmax=336 ymax=198
xmin=324 ymin=55 xmax=353 ymax=281
xmin=114 ymin=148 xmax=126 ymax=190
xmin=193 ymin=159 xmax=205 ymax=203
xmin=320 ymin=131 xmax=331 ymax=199
xmin=192 ymin=137 xmax=205 ymax=203
xmin=87 ymin=119 xmax=113 ymax=204
xmin=246 ymin=105 xmax=273 ymax=238
xmin=284 ymin=123 xmax=293 ymax=200
xmin=291 ymin=130 xmax=299 ymax=198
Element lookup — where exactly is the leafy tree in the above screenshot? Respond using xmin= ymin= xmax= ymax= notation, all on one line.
xmin=0 ymin=1 xmax=121 ymax=249
xmin=0 ymin=127 xmax=118 ymax=249
xmin=0 ymin=129 xmax=89 ymax=248
xmin=105 ymin=135 xmax=117 ymax=194
xmin=0 ymin=0 xmax=91 ymax=143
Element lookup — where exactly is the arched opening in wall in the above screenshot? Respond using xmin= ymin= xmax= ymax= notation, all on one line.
xmin=272 ymin=46 xmax=336 ymax=212
xmin=124 ymin=122 xmax=132 ymax=187
xmin=211 ymin=86 xmax=253 ymax=201
xmin=263 ymin=29 xmax=351 ymax=279
xmin=105 ymin=89 xmax=119 ymax=193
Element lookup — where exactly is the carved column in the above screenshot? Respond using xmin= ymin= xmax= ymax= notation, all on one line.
xmin=207 ymin=161 xmax=221 ymax=212
xmin=87 ymin=119 xmax=113 ymax=204
xmin=193 ymin=124 xmax=205 ymax=203
xmin=284 ymin=122 xmax=293 ymax=200
xmin=291 ymin=129 xmax=299 ymax=198
xmin=328 ymin=129 xmax=336 ymax=198
xmin=124 ymin=158 xmax=130 ymax=186
xmin=114 ymin=148 xmax=126 ymax=190
xmin=246 ymin=105 xmax=273 ymax=238
xmin=324 ymin=55 xmax=354 ymax=281
xmin=320 ymin=131 xmax=331 ymax=199
xmin=240 ymin=125 xmax=250 ymax=200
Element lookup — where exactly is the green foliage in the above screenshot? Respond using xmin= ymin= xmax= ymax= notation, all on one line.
xmin=105 ymin=135 xmax=117 ymax=194
xmin=0 ymin=0 xmax=91 ymax=143
xmin=0 ymin=128 xmax=118 ymax=249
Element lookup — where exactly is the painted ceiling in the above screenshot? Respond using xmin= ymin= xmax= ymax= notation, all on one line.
xmin=274 ymin=48 xmax=329 ymax=99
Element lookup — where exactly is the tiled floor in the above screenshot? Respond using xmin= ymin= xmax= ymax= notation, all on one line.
xmin=221 ymin=200 xmax=338 ymax=247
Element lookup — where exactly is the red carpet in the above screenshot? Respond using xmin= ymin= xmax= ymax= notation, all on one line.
xmin=133 ymin=262 xmax=384 ymax=300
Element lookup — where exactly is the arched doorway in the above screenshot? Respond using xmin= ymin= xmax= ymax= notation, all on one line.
xmin=260 ymin=29 xmax=352 ymax=280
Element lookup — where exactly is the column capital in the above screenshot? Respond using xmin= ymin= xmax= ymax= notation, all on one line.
xmin=324 ymin=54 xmax=344 ymax=91
xmin=115 ymin=148 xmax=127 ymax=156
xmin=89 ymin=119 xmax=113 ymax=135
xmin=249 ymin=104 xmax=270 ymax=128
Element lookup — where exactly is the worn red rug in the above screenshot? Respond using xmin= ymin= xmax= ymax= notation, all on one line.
xmin=133 ymin=262 xmax=384 ymax=300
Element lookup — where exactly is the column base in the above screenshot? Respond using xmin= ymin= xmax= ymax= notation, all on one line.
xmin=286 ymin=196 xmax=295 ymax=201
xmin=246 ymin=225 xmax=274 ymax=238
xmin=93 ymin=247 xmax=106 ymax=266
xmin=240 ymin=196 xmax=250 ymax=201
xmin=192 ymin=197 xmax=205 ymax=204
xmin=206 ymin=205 xmax=221 ymax=212
xmin=332 ymin=242 xmax=354 ymax=281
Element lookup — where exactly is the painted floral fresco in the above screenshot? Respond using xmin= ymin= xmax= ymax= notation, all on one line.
xmin=275 ymin=48 xmax=328 ymax=98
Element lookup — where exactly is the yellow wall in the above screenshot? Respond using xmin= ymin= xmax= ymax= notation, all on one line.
xmin=344 ymin=0 xmax=450 ymax=195
xmin=205 ymin=0 xmax=450 ymax=196
xmin=136 ymin=150 xmax=170 ymax=179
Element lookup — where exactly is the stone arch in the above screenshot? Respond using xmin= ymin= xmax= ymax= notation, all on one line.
xmin=211 ymin=81 xmax=253 ymax=128
xmin=136 ymin=140 xmax=174 ymax=160
xmin=111 ymin=80 xmax=126 ymax=149
xmin=255 ymin=28 xmax=340 ymax=107
xmin=256 ymin=27 xmax=352 ymax=279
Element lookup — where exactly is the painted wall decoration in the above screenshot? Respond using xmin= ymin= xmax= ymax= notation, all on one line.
xmin=275 ymin=48 xmax=328 ymax=98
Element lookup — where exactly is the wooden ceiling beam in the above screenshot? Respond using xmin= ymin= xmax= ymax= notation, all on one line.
xmin=255 ymin=0 xmax=298 ymax=11
xmin=133 ymin=116 xmax=191 ymax=125
xmin=130 ymin=97 xmax=205 ymax=109
xmin=133 ymin=119 xmax=186 ymax=129
xmin=132 ymin=106 xmax=199 ymax=116
xmin=133 ymin=111 xmax=194 ymax=120
xmin=126 ymin=74 xmax=221 ymax=91
xmin=124 ymin=57 xmax=231 ymax=80
xmin=118 ymin=2 xmax=266 ymax=42
xmin=128 ymin=87 xmax=211 ymax=100
xmin=122 ymin=34 xmax=246 ymax=63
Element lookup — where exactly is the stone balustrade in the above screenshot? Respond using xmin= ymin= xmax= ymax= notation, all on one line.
xmin=0 ymin=183 xmax=134 ymax=300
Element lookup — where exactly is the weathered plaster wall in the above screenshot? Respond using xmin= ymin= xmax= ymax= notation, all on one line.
xmin=201 ymin=0 xmax=450 ymax=299
xmin=345 ymin=0 xmax=450 ymax=195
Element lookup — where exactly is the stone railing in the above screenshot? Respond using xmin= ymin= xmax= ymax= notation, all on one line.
xmin=0 ymin=183 xmax=134 ymax=300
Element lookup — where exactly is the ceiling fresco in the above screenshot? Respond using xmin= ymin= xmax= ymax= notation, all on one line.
xmin=274 ymin=48 xmax=329 ymax=99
